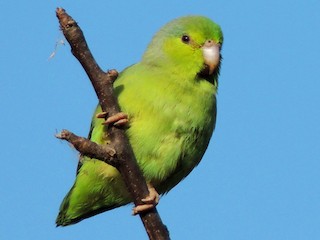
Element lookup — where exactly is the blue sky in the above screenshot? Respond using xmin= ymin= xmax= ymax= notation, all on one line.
xmin=1 ymin=1 xmax=319 ymax=239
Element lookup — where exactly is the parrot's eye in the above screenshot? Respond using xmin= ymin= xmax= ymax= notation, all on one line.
xmin=181 ymin=35 xmax=190 ymax=44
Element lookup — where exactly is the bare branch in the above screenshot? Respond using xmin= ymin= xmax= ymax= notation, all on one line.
xmin=55 ymin=7 xmax=170 ymax=240
xmin=56 ymin=130 xmax=118 ymax=166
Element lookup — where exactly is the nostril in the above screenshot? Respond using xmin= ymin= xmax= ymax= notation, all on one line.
xmin=204 ymin=39 xmax=215 ymax=47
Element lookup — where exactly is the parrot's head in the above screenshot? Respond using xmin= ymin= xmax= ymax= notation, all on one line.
xmin=142 ymin=16 xmax=223 ymax=82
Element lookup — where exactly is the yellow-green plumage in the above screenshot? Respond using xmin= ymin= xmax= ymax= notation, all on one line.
xmin=56 ymin=15 xmax=223 ymax=226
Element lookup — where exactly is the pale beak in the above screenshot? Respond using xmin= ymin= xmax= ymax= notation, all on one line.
xmin=202 ymin=40 xmax=221 ymax=75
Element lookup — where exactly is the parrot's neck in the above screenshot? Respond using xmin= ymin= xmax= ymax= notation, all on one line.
xmin=140 ymin=59 xmax=219 ymax=92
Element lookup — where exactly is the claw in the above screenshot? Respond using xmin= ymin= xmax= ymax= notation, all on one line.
xmin=132 ymin=184 xmax=160 ymax=215
xmin=96 ymin=111 xmax=108 ymax=119
xmin=103 ymin=112 xmax=128 ymax=126
xmin=97 ymin=112 xmax=129 ymax=127
xmin=141 ymin=185 xmax=160 ymax=204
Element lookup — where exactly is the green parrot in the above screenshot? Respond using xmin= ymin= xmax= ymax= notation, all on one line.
xmin=56 ymin=15 xmax=223 ymax=226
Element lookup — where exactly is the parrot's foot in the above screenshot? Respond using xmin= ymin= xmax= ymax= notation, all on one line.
xmin=96 ymin=112 xmax=129 ymax=127
xmin=132 ymin=184 xmax=160 ymax=215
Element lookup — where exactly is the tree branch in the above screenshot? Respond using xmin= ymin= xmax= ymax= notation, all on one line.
xmin=56 ymin=130 xmax=118 ymax=166
xmin=55 ymin=8 xmax=169 ymax=240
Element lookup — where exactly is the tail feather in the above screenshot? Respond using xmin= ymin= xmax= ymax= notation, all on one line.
xmin=56 ymin=185 xmax=123 ymax=226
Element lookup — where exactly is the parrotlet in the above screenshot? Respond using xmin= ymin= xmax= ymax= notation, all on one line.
xmin=56 ymin=15 xmax=223 ymax=226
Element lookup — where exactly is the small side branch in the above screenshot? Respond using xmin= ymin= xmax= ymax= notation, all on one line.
xmin=55 ymin=8 xmax=170 ymax=240
xmin=56 ymin=130 xmax=118 ymax=167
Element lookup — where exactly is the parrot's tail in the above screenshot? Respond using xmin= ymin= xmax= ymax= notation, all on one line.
xmin=55 ymin=185 xmax=125 ymax=227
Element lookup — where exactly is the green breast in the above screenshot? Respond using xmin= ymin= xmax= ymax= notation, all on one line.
xmin=115 ymin=67 xmax=217 ymax=193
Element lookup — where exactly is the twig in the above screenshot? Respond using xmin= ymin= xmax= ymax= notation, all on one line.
xmin=55 ymin=7 xmax=170 ymax=240
xmin=56 ymin=130 xmax=118 ymax=166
